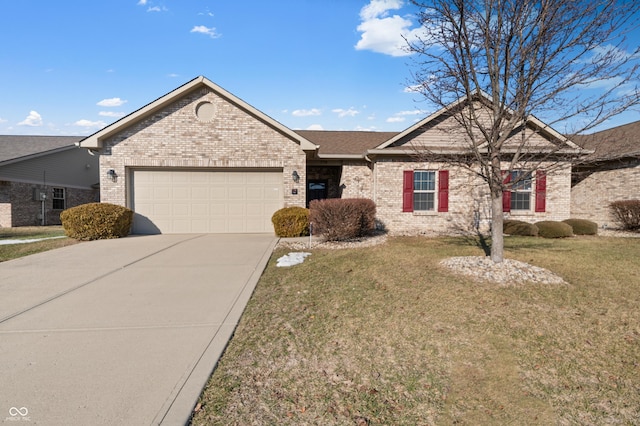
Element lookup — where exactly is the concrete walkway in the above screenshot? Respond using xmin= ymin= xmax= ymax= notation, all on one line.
xmin=0 ymin=234 xmax=277 ymax=425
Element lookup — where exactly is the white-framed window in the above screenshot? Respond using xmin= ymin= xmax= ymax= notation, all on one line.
xmin=510 ymin=171 xmax=532 ymax=211
xmin=413 ymin=170 xmax=436 ymax=211
xmin=52 ymin=187 xmax=65 ymax=210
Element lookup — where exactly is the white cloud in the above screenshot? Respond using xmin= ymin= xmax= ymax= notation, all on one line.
xmin=404 ymin=84 xmax=423 ymax=93
xmin=0 ymin=117 xmax=7 ymax=123
xmin=191 ymin=25 xmax=221 ymax=39
xmin=306 ymin=124 xmax=324 ymax=130
xmin=137 ymin=0 xmax=148 ymax=5
xmin=97 ymin=97 xmax=127 ymax=107
xmin=386 ymin=116 xmax=406 ymax=123
xmin=292 ymin=108 xmax=322 ymax=117
xmin=148 ymin=6 xmax=168 ymax=12
xmin=18 ymin=111 xmax=43 ymax=127
xmin=355 ymin=0 xmax=424 ymax=57
xmin=360 ymin=0 xmax=403 ymax=20
xmin=98 ymin=111 xmax=126 ymax=118
xmin=332 ymin=108 xmax=360 ymax=118
xmin=74 ymin=119 xmax=106 ymax=128
xmin=396 ymin=109 xmax=425 ymax=116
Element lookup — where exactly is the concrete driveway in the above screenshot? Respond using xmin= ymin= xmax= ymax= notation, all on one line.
xmin=0 ymin=234 xmax=277 ymax=425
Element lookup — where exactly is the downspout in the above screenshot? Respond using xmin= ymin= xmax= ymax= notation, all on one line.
xmin=365 ymin=154 xmax=376 ymax=205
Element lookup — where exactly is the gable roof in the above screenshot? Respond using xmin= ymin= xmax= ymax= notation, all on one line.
xmin=572 ymin=120 xmax=640 ymax=161
xmin=370 ymin=91 xmax=583 ymax=155
xmin=0 ymin=135 xmax=83 ymax=166
xmin=79 ymin=76 xmax=317 ymax=151
xmin=296 ymin=130 xmax=398 ymax=158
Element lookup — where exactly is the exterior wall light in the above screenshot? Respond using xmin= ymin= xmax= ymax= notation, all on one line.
xmin=292 ymin=170 xmax=300 ymax=183
xmin=107 ymin=169 xmax=118 ymax=182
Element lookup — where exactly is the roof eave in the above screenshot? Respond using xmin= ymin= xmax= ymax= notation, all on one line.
xmin=0 ymin=145 xmax=77 ymax=167
xmin=315 ymin=153 xmax=366 ymax=160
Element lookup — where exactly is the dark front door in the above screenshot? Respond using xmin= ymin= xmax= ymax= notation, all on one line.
xmin=307 ymin=180 xmax=328 ymax=206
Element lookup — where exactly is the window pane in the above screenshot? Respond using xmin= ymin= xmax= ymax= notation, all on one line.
xmin=511 ymin=192 xmax=530 ymax=210
xmin=52 ymin=188 xmax=65 ymax=210
xmin=414 ymin=192 xmax=434 ymax=211
xmin=414 ymin=171 xmax=435 ymax=191
xmin=510 ymin=171 xmax=532 ymax=190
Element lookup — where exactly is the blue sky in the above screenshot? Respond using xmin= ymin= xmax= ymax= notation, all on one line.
xmin=0 ymin=0 xmax=637 ymax=136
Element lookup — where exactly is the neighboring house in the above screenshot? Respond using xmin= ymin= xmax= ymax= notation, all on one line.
xmin=79 ymin=76 xmax=583 ymax=235
xmin=571 ymin=121 xmax=640 ymax=227
xmin=0 ymin=136 xmax=99 ymax=227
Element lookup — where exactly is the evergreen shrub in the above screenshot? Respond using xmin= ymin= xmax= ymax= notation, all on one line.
xmin=60 ymin=202 xmax=133 ymax=240
xmin=271 ymin=207 xmax=310 ymax=237
xmin=503 ymin=219 xmax=539 ymax=236
xmin=535 ymin=221 xmax=574 ymax=238
xmin=562 ymin=218 xmax=598 ymax=235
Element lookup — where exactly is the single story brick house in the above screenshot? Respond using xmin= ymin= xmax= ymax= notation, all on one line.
xmin=79 ymin=76 xmax=584 ymax=235
xmin=571 ymin=121 xmax=640 ymax=227
xmin=0 ymin=135 xmax=99 ymax=227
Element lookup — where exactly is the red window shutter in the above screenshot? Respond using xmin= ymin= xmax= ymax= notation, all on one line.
xmin=535 ymin=170 xmax=547 ymax=212
xmin=402 ymin=170 xmax=414 ymax=212
xmin=502 ymin=171 xmax=511 ymax=212
xmin=438 ymin=170 xmax=449 ymax=212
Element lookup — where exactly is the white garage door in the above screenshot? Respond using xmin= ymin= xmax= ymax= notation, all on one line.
xmin=131 ymin=169 xmax=283 ymax=234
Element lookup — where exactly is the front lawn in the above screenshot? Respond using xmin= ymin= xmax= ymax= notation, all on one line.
xmin=0 ymin=226 xmax=78 ymax=262
xmin=193 ymin=236 xmax=640 ymax=425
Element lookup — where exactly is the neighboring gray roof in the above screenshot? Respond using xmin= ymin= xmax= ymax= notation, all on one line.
xmin=0 ymin=135 xmax=83 ymax=165
xmin=296 ymin=130 xmax=398 ymax=157
xmin=572 ymin=120 xmax=640 ymax=161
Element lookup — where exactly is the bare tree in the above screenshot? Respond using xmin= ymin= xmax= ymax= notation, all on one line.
xmin=406 ymin=0 xmax=640 ymax=262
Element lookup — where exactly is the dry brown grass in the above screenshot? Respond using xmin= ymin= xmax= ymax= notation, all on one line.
xmin=192 ymin=236 xmax=640 ymax=425
xmin=0 ymin=226 xmax=78 ymax=262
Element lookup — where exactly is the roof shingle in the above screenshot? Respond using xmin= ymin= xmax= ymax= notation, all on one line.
xmin=0 ymin=135 xmax=83 ymax=164
xmin=572 ymin=120 xmax=640 ymax=161
xmin=295 ymin=130 xmax=398 ymax=156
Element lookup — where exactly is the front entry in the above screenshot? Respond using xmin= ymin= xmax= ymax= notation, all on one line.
xmin=307 ymin=180 xmax=328 ymax=206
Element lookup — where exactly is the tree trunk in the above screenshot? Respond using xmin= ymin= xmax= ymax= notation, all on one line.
xmin=490 ymin=192 xmax=504 ymax=263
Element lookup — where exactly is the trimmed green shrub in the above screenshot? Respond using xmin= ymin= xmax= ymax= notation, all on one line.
xmin=271 ymin=207 xmax=310 ymax=238
xmin=309 ymin=198 xmax=376 ymax=241
xmin=60 ymin=202 xmax=133 ymax=241
xmin=503 ymin=219 xmax=539 ymax=236
xmin=562 ymin=218 xmax=598 ymax=235
xmin=535 ymin=221 xmax=574 ymax=238
xmin=609 ymin=200 xmax=640 ymax=231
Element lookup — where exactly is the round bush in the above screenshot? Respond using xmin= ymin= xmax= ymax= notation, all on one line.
xmin=562 ymin=218 xmax=598 ymax=235
xmin=503 ymin=219 xmax=539 ymax=236
xmin=271 ymin=207 xmax=310 ymax=237
xmin=535 ymin=221 xmax=574 ymax=238
xmin=60 ymin=202 xmax=133 ymax=241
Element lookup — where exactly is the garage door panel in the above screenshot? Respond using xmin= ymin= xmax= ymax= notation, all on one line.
xmin=132 ymin=170 xmax=282 ymax=234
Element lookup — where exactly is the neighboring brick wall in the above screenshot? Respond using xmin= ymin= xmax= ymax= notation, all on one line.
xmin=98 ymin=87 xmax=307 ymax=209
xmin=571 ymin=160 xmax=640 ymax=227
xmin=374 ymin=160 xmax=572 ymax=235
xmin=0 ymin=181 xmax=97 ymax=227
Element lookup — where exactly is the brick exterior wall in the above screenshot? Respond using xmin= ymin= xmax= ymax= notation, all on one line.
xmin=97 ymin=87 xmax=307 ymax=210
xmin=0 ymin=181 xmax=97 ymax=227
xmin=341 ymin=162 xmax=373 ymax=199
xmin=373 ymin=159 xmax=572 ymax=235
xmin=571 ymin=159 xmax=640 ymax=227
